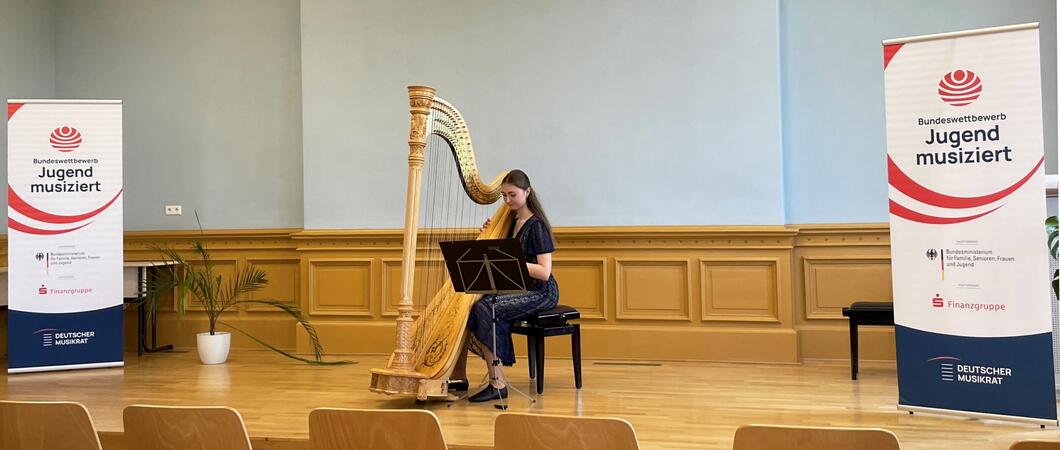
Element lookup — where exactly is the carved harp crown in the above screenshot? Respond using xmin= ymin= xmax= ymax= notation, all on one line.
xmin=370 ymin=86 xmax=513 ymax=399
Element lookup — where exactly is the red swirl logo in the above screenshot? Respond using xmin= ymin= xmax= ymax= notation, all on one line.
xmin=938 ymin=70 xmax=982 ymax=107
xmin=49 ymin=126 xmax=82 ymax=152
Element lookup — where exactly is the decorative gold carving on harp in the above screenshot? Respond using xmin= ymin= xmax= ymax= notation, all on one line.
xmin=369 ymin=86 xmax=512 ymax=400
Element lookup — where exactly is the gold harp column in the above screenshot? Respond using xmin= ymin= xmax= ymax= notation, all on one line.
xmin=369 ymin=86 xmax=433 ymax=393
xmin=394 ymin=85 xmax=434 ymax=371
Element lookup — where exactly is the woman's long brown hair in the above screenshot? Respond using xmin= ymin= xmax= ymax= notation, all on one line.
xmin=503 ymin=169 xmax=554 ymax=245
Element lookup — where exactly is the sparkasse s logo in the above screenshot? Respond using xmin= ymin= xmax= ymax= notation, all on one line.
xmin=932 ymin=293 xmax=944 ymax=308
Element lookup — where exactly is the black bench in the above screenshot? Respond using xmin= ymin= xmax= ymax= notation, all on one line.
xmin=840 ymin=301 xmax=894 ymax=380
xmin=512 ymin=304 xmax=582 ymax=394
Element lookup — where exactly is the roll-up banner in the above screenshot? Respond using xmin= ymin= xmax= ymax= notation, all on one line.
xmin=884 ymin=23 xmax=1057 ymax=425
xmin=6 ymin=100 xmax=123 ymax=374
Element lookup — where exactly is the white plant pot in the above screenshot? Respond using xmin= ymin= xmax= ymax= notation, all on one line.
xmin=196 ymin=331 xmax=231 ymax=365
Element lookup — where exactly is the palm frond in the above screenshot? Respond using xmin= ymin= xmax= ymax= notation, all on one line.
xmin=223 ymin=265 xmax=268 ymax=310
xmin=143 ymin=236 xmax=347 ymax=364
xmin=141 ymin=245 xmax=190 ymax=322
xmin=229 ymin=299 xmax=328 ymax=360
xmin=219 ymin=320 xmax=353 ymax=365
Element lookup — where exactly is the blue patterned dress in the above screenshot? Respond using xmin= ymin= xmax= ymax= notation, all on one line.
xmin=467 ymin=215 xmax=560 ymax=366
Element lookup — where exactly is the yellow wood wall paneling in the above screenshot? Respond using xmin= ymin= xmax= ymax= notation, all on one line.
xmin=792 ymin=225 xmax=894 ymax=360
xmin=307 ymin=258 xmax=375 ymax=317
xmin=551 ymin=257 xmax=607 ymax=321
xmin=245 ymin=258 xmax=301 ymax=309
xmin=798 ymin=324 xmax=897 ymax=361
xmin=614 ymin=258 xmax=692 ymax=321
xmin=0 ymin=225 xmax=905 ymax=362
xmin=150 ymin=315 xmax=298 ymax=349
xmin=700 ymin=258 xmax=781 ymax=323
xmin=803 ymin=257 xmax=893 ymax=320
xmin=380 ymin=258 xmax=446 ymax=317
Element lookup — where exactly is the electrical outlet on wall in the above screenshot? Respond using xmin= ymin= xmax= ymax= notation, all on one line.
xmin=164 ymin=205 xmax=182 ymax=216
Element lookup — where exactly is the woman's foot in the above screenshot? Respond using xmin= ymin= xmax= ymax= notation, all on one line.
xmin=468 ymin=385 xmax=508 ymax=402
xmin=447 ymin=379 xmax=470 ymax=392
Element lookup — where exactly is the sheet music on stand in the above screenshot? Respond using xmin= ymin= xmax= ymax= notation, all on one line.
xmin=439 ymin=238 xmax=536 ymax=408
xmin=440 ymin=239 xmax=530 ymax=295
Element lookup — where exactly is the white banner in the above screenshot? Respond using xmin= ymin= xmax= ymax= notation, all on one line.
xmin=884 ymin=24 xmax=1056 ymax=424
xmin=7 ymin=100 xmax=124 ymax=373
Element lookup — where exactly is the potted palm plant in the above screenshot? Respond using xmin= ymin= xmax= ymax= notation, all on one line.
xmin=143 ymin=240 xmax=342 ymax=365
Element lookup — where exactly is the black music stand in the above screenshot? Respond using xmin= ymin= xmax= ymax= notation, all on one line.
xmin=440 ymin=239 xmax=536 ymax=409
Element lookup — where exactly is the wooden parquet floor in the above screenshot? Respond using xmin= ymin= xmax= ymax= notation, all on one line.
xmin=3 ymin=350 xmax=1059 ymax=449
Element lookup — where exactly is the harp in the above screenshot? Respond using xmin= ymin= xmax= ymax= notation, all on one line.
xmin=369 ymin=86 xmax=513 ymax=400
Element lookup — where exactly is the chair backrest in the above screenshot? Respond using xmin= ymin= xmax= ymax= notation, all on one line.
xmin=732 ymin=424 xmax=900 ymax=450
xmin=0 ymin=400 xmax=103 ymax=450
xmin=309 ymin=408 xmax=447 ymax=450
xmin=1011 ymin=440 xmax=1060 ymax=450
xmin=123 ymin=405 xmax=252 ymax=450
xmin=494 ymin=412 xmax=639 ymax=450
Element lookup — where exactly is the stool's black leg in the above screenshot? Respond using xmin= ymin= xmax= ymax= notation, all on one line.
xmin=536 ymin=333 xmax=546 ymax=394
xmin=850 ymin=318 xmax=859 ymax=380
xmin=572 ymin=324 xmax=582 ymax=389
xmin=527 ymin=333 xmax=536 ymax=379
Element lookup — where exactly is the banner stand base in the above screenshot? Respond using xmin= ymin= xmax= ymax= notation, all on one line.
xmin=899 ymin=404 xmax=1058 ymax=427
xmin=8 ymin=360 xmax=123 ymax=374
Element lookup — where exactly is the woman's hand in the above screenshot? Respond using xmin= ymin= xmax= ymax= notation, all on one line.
xmin=480 ymin=217 xmax=492 ymax=232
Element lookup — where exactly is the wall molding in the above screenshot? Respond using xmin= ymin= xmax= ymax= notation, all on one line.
xmin=0 ymin=224 xmax=897 ymax=362
xmin=700 ymin=257 xmax=782 ymax=323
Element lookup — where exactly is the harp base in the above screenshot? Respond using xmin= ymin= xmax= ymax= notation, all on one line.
xmin=369 ymin=369 xmax=451 ymax=401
